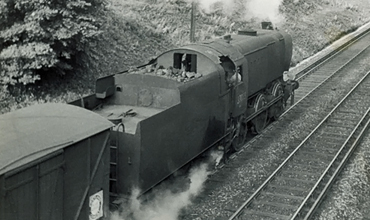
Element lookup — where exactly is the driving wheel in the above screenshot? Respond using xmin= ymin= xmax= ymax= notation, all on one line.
xmin=271 ymin=82 xmax=286 ymax=120
xmin=251 ymin=93 xmax=267 ymax=134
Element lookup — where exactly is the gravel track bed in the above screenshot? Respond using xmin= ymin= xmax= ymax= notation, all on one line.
xmin=179 ymin=44 xmax=370 ymax=220
xmin=312 ymin=131 xmax=370 ymax=219
xmin=235 ymin=78 xmax=370 ymax=219
xmin=241 ymin=69 xmax=370 ymax=214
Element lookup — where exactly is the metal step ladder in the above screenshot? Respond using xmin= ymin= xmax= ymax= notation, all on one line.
xmin=109 ymin=123 xmax=123 ymax=199
xmin=109 ymin=142 xmax=118 ymax=197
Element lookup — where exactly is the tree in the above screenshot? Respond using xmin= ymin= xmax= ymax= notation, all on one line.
xmin=0 ymin=0 xmax=103 ymax=86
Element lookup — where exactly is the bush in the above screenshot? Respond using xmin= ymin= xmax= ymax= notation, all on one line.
xmin=0 ymin=0 xmax=103 ymax=86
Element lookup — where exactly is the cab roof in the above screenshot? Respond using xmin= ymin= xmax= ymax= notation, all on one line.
xmin=0 ymin=103 xmax=113 ymax=175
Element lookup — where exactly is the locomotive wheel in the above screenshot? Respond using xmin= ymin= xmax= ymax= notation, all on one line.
xmin=251 ymin=94 xmax=267 ymax=134
xmin=231 ymin=115 xmax=247 ymax=152
xmin=271 ymin=82 xmax=286 ymax=120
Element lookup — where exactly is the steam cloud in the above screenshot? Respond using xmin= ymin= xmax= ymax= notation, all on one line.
xmin=189 ymin=0 xmax=285 ymax=26
xmin=111 ymin=151 xmax=223 ymax=220
xmin=245 ymin=0 xmax=284 ymax=26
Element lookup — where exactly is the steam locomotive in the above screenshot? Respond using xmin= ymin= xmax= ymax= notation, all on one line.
xmin=0 ymin=24 xmax=298 ymax=219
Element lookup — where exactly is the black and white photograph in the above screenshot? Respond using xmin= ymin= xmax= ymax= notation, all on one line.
xmin=1 ymin=0 xmax=370 ymax=219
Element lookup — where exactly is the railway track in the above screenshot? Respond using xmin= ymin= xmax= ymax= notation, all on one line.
xmin=227 ymin=70 xmax=370 ymax=220
xmin=292 ymin=29 xmax=370 ymax=103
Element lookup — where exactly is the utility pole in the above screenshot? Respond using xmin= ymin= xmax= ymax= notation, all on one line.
xmin=190 ymin=1 xmax=196 ymax=43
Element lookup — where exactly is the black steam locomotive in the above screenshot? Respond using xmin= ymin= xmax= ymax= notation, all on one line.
xmin=0 ymin=25 xmax=298 ymax=219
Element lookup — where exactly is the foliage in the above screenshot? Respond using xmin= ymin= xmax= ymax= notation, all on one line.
xmin=0 ymin=0 xmax=103 ymax=86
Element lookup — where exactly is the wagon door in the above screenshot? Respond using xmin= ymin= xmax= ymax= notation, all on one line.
xmin=38 ymin=154 xmax=64 ymax=220
xmin=2 ymin=153 xmax=64 ymax=220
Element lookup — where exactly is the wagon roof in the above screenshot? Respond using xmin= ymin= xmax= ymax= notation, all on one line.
xmin=0 ymin=103 xmax=113 ymax=175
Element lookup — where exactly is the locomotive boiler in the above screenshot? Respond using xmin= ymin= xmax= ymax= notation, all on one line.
xmin=69 ymin=26 xmax=299 ymax=199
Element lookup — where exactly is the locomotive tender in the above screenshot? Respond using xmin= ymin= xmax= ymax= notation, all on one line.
xmin=0 ymin=25 xmax=298 ymax=219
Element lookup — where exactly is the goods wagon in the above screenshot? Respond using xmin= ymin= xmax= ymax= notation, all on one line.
xmin=0 ymin=103 xmax=113 ymax=220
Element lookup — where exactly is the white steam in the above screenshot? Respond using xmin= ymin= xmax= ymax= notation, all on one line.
xmin=194 ymin=0 xmax=236 ymax=14
xmin=189 ymin=0 xmax=285 ymax=26
xmin=245 ymin=0 xmax=284 ymax=26
xmin=110 ymin=155 xmax=221 ymax=220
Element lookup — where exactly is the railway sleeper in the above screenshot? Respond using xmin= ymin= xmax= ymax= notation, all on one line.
xmin=338 ymin=109 xmax=364 ymax=115
xmin=325 ymin=123 xmax=357 ymax=131
xmin=322 ymin=129 xmax=351 ymax=137
xmin=293 ymin=156 xmax=331 ymax=167
xmin=318 ymin=133 xmax=348 ymax=142
xmin=263 ymin=191 xmax=304 ymax=201
xmin=333 ymin=112 xmax=361 ymax=119
xmin=328 ymin=117 xmax=359 ymax=124
xmin=300 ymin=147 xmax=337 ymax=157
xmin=268 ymin=183 xmax=309 ymax=193
xmin=317 ymin=137 xmax=347 ymax=145
xmin=294 ymin=150 xmax=334 ymax=161
xmin=291 ymin=157 xmax=329 ymax=169
xmin=265 ymin=187 xmax=307 ymax=199
xmin=243 ymin=210 xmax=291 ymax=220
xmin=293 ymin=92 xmax=309 ymax=99
xmin=293 ymin=90 xmax=307 ymax=95
xmin=352 ymin=106 xmax=370 ymax=112
xmin=286 ymin=162 xmax=325 ymax=173
xmin=314 ymin=138 xmax=347 ymax=147
xmin=297 ymin=104 xmax=312 ymax=109
xmin=296 ymin=83 xmax=320 ymax=88
xmin=321 ymin=130 xmax=353 ymax=136
xmin=325 ymin=123 xmax=355 ymax=129
xmin=280 ymin=172 xmax=319 ymax=181
xmin=258 ymin=195 xmax=301 ymax=207
xmin=301 ymin=80 xmax=326 ymax=85
xmin=276 ymin=175 xmax=317 ymax=185
xmin=307 ymin=69 xmax=331 ymax=75
xmin=351 ymin=92 xmax=370 ymax=98
xmin=297 ymin=149 xmax=335 ymax=159
xmin=252 ymin=200 xmax=297 ymax=211
xmin=281 ymin=169 xmax=319 ymax=180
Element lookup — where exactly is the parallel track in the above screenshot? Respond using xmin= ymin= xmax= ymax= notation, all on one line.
xmin=228 ymin=71 xmax=370 ymax=219
xmin=292 ymin=31 xmax=370 ymax=103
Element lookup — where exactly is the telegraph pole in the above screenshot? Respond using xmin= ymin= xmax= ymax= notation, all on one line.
xmin=190 ymin=1 xmax=196 ymax=42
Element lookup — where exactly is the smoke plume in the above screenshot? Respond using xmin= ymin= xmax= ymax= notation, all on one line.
xmin=193 ymin=0 xmax=236 ymax=14
xmin=110 ymin=151 xmax=223 ymax=220
xmin=244 ymin=0 xmax=284 ymax=26
xmin=189 ymin=0 xmax=285 ymax=26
